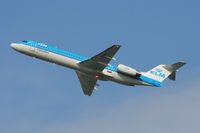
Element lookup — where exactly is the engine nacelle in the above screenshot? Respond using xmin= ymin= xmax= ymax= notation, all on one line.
xmin=117 ymin=64 xmax=141 ymax=77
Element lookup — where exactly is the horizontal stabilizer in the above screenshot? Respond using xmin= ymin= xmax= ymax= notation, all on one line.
xmin=164 ymin=61 xmax=186 ymax=72
xmin=164 ymin=61 xmax=186 ymax=81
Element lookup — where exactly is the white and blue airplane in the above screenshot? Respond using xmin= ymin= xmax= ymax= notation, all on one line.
xmin=11 ymin=40 xmax=186 ymax=96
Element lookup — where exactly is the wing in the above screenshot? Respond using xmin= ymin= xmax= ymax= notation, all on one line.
xmin=79 ymin=45 xmax=121 ymax=72
xmin=76 ymin=71 xmax=97 ymax=96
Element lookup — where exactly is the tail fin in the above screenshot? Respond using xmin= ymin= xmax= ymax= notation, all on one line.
xmin=141 ymin=61 xmax=186 ymax=86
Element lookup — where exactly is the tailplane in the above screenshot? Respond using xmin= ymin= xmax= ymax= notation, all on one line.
xmin=164 ymin=61 xmax=186 ymax=81
xmin=141 ymin=61 xmax=186 ymax=86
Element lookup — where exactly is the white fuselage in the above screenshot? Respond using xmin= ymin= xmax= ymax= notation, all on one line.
xmin=11 ymin=43 xmax=150 ymax=87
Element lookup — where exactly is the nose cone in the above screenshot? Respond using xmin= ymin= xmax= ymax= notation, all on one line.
xmin=10 ymin=43 xmax=17 ymax=49
xmin=10 ymin=43 xmax=22 ymax=51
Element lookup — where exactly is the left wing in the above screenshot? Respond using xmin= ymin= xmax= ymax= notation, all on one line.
xmin=79 ymin=45 xmax=121 ymax=72
xmin=76 ymin=71 xmax=97 ymax=96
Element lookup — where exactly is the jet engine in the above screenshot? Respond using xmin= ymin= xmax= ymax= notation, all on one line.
xmin=117 ymin=64 xmax=141 ymax=77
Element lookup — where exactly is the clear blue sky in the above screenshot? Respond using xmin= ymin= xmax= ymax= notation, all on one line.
xmin=0 ymin=0 xmax=200 ymax=133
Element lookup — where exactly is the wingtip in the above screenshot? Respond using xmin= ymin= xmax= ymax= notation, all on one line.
xmin=84 ymin=93 xmax=92 ymax=96
xmin=177 ymin=61 xmax=187 ymax=66
xmin=114 ymin=44 xmax=121 ymax=48
xmin=179 ymin=61 xmax=187 ymax=64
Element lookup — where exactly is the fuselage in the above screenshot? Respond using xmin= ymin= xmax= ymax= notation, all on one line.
xmin=11 ymin=40 xmax=151 ymax=87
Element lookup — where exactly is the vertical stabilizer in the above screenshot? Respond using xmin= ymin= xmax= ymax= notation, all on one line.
xmin=140 ymin=61 xmax=186 ymax=86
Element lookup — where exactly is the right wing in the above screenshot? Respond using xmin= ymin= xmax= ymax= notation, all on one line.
xmin=76 ymin=71 xmax=97 ymax=96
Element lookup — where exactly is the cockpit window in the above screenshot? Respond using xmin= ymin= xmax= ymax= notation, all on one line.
xmin=22 ymin=40 xmax=28 ymax=43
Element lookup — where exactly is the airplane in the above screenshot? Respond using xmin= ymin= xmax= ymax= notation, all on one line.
xmin=11 ymin=40 xmax=186 ymax=96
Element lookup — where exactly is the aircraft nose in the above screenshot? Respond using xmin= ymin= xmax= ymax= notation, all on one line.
xmin=10 ymin=43 xmax=18 ymax=49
